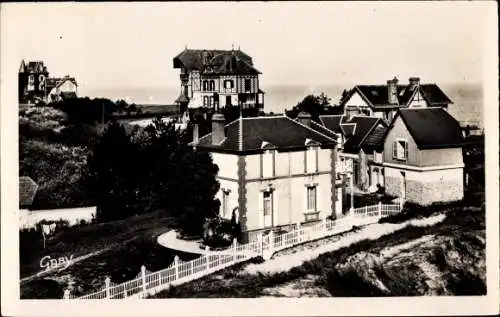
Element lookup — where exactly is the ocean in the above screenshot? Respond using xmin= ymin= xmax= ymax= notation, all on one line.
xmin=84 ymin=83 xmax=484 ymax=128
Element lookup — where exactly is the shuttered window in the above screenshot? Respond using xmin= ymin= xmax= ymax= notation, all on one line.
xmin=393 ymin=140 xmax=408 ymax=160
xmin=306 ymin=147 xmax=318 ymax=173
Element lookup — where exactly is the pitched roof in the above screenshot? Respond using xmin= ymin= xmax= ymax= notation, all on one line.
xmin=343 ymin=116 xmax=384 ymax=154
xmin=61 ymin=91 xmax=77 ymax=99
xmin=173 ymin=49 xmax=260 ymax=75
xmin=194 ymin=115 xmax=337 ymax=154
xmin=55 ymin=76 xmax=78 ymax=88
xmin=361 ymin=124 xmax=388 ymax=153
xmin=24 ymin=61 xmax=47 ymax=73
xmin=344 ymin=80 xmax=453 ymax=108
xmin=19 ymin=176 xmax=38 ymax=207
xmin=174 ymin=93 xmax=189 ymax=104
xmin=310 ymin=120 xmax=339 ymax=140
xmin=395 ymin=108 xmax=464 ymax=149
xmin=319 ymin=115 xmax=348 ymax=133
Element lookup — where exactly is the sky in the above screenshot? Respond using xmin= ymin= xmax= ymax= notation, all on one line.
xmin=1 ymin=2 xmax=494 ymax=95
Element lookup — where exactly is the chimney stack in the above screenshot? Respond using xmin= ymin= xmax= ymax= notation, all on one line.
xmin=409 ymin=77 xmax=420 ymax=88
xmin=387 ymin=76 xmax=399 ymax=104
xmin=211 ymin=113 xmax=225 ymax=145
xmin=297 ymin=112 xmax=312 ymax=127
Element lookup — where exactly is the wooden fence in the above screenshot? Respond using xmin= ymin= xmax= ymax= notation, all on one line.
xmin=64 ymin=203 xmax=400 ymax=300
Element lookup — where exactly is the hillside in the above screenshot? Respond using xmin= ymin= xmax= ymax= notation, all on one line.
xmin=152 ymin=203 xmax=485 ymax=298
xmin=19 ymin=106 xmax=93 ymax=209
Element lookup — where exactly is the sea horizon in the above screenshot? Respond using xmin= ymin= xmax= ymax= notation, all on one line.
xmin=82 ymin=82 xmax=484 ymax=128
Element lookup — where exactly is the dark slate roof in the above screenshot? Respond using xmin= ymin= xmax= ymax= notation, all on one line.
xmin=340 ymin=123 xmax=356 ymax=137
xmin=310 ymin=120 xmax=339 ymax=140
xmin=194 ymin=115 xmax=337 ymax=154
xmin=361 ymin=124 xmax=388 ymax=153
xmin=395 ymin=108 xmax=464 ymax=149
xmin=319 ymin=115 xmax=348 ymax=133
xmin=345 ymin=82 xmax=453 ymax=108
xmin=56 ymin=76 xmax=78 ymax=88
xmin=343 ymin=116 xmax=384 ymax=154
xmin=19 ymin=176 xmax=38 ymax=207
xmin=419 ymin=84 xmax=453 ymax=105
xmin=61 ymin=92 xmax=77 ymax=99
xmin=173 ymin=49 xmax=260 ymax=75
xmin=25 ymin=61 xmax=47 ymax=73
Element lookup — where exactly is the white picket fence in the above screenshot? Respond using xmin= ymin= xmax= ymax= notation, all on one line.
xmin=65 ymin=202 xmax=400 ymax=300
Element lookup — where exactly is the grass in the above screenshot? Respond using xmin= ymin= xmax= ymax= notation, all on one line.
xmin=151 ymin=203 xmax=485 ymax=298
xmin=20 ymin=209 xmax=195 ymax=299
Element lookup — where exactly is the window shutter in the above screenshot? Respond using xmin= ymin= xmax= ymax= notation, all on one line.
xmin=392 ymin=141 xmax=397 ymax=158
xmin=404 ymin=142 xmax=408 ymax=160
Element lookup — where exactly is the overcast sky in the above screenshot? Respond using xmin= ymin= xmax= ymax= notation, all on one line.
xmin=1 ymin=2 xmax=493 ymax=93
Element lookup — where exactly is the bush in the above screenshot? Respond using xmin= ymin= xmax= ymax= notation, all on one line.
xmin=202 ymin=217 xmax=237 ymax=248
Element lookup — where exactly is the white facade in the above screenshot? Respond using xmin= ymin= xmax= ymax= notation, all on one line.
xmin=211 ymin=147 xmax=343 ymax=236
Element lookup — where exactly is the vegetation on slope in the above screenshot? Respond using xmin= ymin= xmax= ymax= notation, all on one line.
xmin=152 ymin=203 xmax=485 ymax=298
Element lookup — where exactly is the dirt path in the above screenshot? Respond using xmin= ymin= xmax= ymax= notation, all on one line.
xmin=243 ymin=214 xmax=446 ymax=275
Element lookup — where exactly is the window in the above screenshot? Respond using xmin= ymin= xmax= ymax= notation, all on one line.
xmin=244 ymin=78 xmax=251 ymax=92
xmin=393 ymin=140 xmax=408 ymax=160
xmin=209 ymin=96 xmax=214 ymax=108
xmin=203 ymin=96 xmax=209 ymax=107
xmin=209 ymin=80 xmax=215 ymax=91
xmin=202 ymin=80 xmax=208 ymax=91
xmin=263 ymin=191 xmax=272 ymax=216
xmin=307 ymin=186 xmax=317 ymax=211
xmin=224 ymin=80 xmax=234 ymax=89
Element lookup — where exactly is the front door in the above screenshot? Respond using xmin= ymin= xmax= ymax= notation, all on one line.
xmin=263 ymin=191 xmax=273 ymax=228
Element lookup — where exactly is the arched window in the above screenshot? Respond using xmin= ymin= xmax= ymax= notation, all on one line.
xmin=203 ymin=81 xmax=208 ymax=91
xmin=203 ymin=96 xmax=209 ymax=107
xmin=209 ymin=80 xmax=215 ymax=91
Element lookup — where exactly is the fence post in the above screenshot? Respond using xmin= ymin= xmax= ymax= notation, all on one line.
xmin=141 ymin=265 xmax=147 ymax=294
xmin=174 ymin=256 xmax=179 ymax=280
xmin=232 ymin=238 xmax=237 ymax=262
xmin=296 ymin=222 xmax=301 ymax=243
xmin=257 ymin=232 xmax=263 ymax=257
xmin=269 ymin=230 xmax=274 ymax=255
xmin=105 ymin=277 xmax=111 ymax=299
xmin=205 ymin=246 xmax=210 ymax=271
xmin=322 ymin=217 xmax=327 ymax=235
xmin=63 ymin=288 xmax=70 ymax=299
xmin=378 ymin=202 xmax=382 ymax=217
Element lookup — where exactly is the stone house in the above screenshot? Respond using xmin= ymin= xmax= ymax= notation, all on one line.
xmin=191 ymin=113 xmax=343 ymax=241
xmin=383 ymin=108 xmax=465 ymax=205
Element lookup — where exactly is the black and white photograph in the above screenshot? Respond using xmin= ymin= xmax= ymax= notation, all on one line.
xmin=1 ymin=1 xmax=498 ymax=316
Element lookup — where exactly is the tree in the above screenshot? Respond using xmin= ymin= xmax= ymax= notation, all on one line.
xmin=286 ymin=92 xmax=332 ymax=121
xmin=86 ymin=120 xmax=140 ymax=221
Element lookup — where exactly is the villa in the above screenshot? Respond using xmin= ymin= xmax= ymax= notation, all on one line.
xmin=173 ymin=48 xmax=265 ymax=111
xmin=191 ymin=113 xmax=343 ymax=242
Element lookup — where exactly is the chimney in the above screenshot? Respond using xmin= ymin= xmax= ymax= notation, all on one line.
xmin=409 ymin=77 xmax=420 ymax=88
xmin=211 ymin=113 xmax=225 ymax=145
xmin=297 ymin=112 xmax=312 ymax=127
xmin=387 ymin=76 xmax=399 ymax=104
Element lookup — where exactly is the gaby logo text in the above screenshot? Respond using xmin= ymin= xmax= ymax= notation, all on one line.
xmin=40 ymin=255 xmax=74 ymax=271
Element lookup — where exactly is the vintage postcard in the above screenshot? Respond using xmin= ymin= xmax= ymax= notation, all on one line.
xmin=1 ymin=1 xmax=498 ymax=316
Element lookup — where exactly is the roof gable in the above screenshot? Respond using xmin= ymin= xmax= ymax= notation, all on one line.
xmin=342 ymin=116 xmax=382 ymax=153
xmin=343 ymin=81 xmax=453 ymax=108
